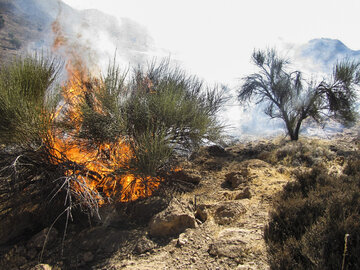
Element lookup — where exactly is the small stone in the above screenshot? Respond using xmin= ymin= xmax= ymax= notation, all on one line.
xmin=134 ymin=236 xmax=156 ymax=254
xmin=235 ymin=187 xmax=252 ymax=200
xmin=31 ymin=264 xmax=52 ymax=270
xmin=177 ymin=233 xmax=188 ymax=247
xmin=83 ymin=251 xmax=94 ymax=263
xmin=236 ymin=265 xmax=251 ymax=270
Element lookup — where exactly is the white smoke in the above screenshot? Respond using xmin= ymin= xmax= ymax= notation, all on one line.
xmin=13 ymin=0 xmax=360 ymax=140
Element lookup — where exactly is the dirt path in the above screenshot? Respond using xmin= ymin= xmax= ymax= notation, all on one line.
xmin=100 ymin=156 xmax=292 ymax=270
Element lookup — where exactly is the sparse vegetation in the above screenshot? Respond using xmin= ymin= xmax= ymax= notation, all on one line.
xmin=263 ymin=139 xmax=336 ymax=167
xmin=265 ymin=158 xmax=360 ymax=270
xmin=238 ymin=48 xmax=360 ymax=140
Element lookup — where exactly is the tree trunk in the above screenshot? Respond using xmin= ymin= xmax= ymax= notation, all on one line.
xmin=293 ymin=119 xmax=303 ymax=141
xmin=283 ymin=114 xmax=297 ymax=141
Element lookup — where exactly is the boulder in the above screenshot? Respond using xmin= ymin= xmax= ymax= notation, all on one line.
xmin=213 ymin=202 xmax=247 ymax=225
xmin=134 ymin=236 xmax=156 ymax=254
xmin=209 ymin=238 xmax=246 ymax=258
xmin=225 ymin=170 xmax=249 ymax=189
xmin=206 ymin=145 xmax=228 ymax=157
xmin=208 ymin=228 xmax=248 ymax=259
xmin=149 ymin=199 xmax=196 ymax=237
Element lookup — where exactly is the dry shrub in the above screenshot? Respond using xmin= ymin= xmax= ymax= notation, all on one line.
xmin=264 ymin=139 xmax=335 ymax=167
xmin=265 ymin=160 xmax=360 ymax=269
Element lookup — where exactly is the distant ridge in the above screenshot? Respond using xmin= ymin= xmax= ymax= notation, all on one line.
xmin=299 ymin=38 xmax=360 ymax=72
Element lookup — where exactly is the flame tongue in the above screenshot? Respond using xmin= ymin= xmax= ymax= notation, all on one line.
xmin=49 ymin=21 xmax=161 ymax=204
xmin=49 ymin=68 xmax=161 ymax=204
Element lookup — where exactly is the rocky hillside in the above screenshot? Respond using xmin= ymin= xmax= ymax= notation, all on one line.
xmin=1 ymin=127 xmax=358 ymax=270
xmin=0 ymin=0 xmax=49 ymax=62
xmin=0 ymin=0 xmax=152 ymax=68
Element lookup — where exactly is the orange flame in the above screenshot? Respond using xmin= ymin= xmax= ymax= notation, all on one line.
xmin=48 ymin=19 xmax=162 ymax=205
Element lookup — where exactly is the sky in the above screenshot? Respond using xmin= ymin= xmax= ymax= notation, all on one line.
xmin=61 ymin=0 xmax=360 ymax=83
xmin=60 ymin=0 xmax=360 ymax=138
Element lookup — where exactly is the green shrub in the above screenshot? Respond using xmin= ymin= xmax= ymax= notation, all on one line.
xmin=265 ymin=162 xmax=360 ymax=269
xmin=75 ymin=59 xmax=226 ymax=177
xmin=0 ymin=54 xmax=62 ymax=146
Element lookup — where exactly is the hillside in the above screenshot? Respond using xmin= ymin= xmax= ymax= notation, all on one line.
xmin=0 ymin=0 xmax=152 ymax=66
xmin=0 ymin=128 xmax=358 ymax=269
xmin=0 ymin=0 xmax=49 ymax=62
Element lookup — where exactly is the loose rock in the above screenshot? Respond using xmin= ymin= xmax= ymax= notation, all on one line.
xmin=149 ymin=199 xmax=196 ymax=237
xmin=235 ymin=187 xmax=252 ymax=200
xmin=225 ymin=171 xmax=248 ymax=189
xmin=207 ymin=145 xmax=228 ymax=157
xmin=214 ymin=202 xmax=247 ymax=225
xmin=135 ymin=236 xmax=156 ymax=254
xmin=177 ymin=233 xmax=188 ymax=247
xmin=31 ymin=264 xmax=52 ymax=270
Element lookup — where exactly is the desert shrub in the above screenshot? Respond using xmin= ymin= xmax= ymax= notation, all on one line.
xmin=265 ymin=139 xmax=335 ymax=167
xmin=76 ymin=59 xmax=226 ymax=177
xmin=265 ymin=161 xmax=360 ymax=269
xmin=0 ymin=53 xmax=62 ymax=146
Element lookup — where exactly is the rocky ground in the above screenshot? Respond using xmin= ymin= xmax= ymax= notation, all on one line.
xmin=0 ymin=127 xmax=358 ymax=270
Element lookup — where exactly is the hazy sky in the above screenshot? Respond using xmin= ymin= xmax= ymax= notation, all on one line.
xmin=62 ymin=0 xmax=360 ymax=84
xmin=61 ymin=0 xmax=360 ymax=137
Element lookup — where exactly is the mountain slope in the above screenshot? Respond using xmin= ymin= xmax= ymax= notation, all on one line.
xmin=298 ymin=38 xmax=360 ymax=73
xmin=0 ymin=0 xmax=152 ymax=66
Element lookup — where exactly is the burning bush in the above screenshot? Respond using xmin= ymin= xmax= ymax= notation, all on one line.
xmin=264 ymin=161 xmax=360 ymax=270
xmin=53 ymin=58 xmax=226 ymax=204
xmin=0 ymin=54 xmax=226 ymax=244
